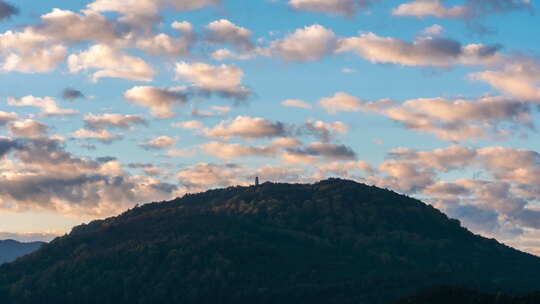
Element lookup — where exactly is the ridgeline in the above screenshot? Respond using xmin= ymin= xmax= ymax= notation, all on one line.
xmin=1 ymin=179 xmax=539 ymax=304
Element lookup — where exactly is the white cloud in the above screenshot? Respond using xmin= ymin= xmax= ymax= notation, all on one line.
xmin=0 ymin=28 xmax=67 ymax=73
xmin=175 ymin=62 xmax=251 ymax=99
xmin=288 ymin=0 xmax=365 ymax=17
xmin=392 ymin=0 xmax=468 ymax=18
xmin=421 ymin=24 xmax=444 ymax=36
xmin=176 ymin=162 xmax=246 ymax=190
xmin=282 ymin=99 xmax=312 ymax=109
xmin=68 ymin=44 xmax=155 ymax=82
xmin=205 ymin=19 xmax=253 ymax=50
xmin=0 ymin=111 xmax=17 ymax=126
xmin=84 ymin=113 xmax=147 ymax=130
xmin=86 ymin=0 xmax=220 ymax=27
xmin=327 ymin=93 xmax=533 ymax=141
xmin=337 ymin=33 xmax=503 ymax=67
xmin=270 ymin=24 xmax=338 ymax=62
xmin=38 ymin=9 xmax=120 ymax=44
xmin=319 ymin=92 xmax=362 ymax=114
xmin=470 ymin=57 xmax=540 ymax=102
xmin=392 ymin=0 xmax=531 ymax=20
xmin=204 ymin=116 xmax=287 ymax=140
xmin=72 ymin=128 xmax=123 ymax=143
xmin=7 ymin=96 xmax=78 ymax=116
xmin=172 ymin=120 xmax=204 ymax=129
xmin=140 ymin=136 xmax=176 ymax=149
xmin=201 ymin=141 xmax=278 ymax=159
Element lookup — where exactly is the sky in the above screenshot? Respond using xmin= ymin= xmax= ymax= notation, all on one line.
xmin=0 ymin=0 xmax=539 ymax=254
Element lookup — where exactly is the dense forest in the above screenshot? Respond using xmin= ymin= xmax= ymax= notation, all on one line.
xmin=1 ymin=179 xmax=540 ymax=304
xmin=395 ymin=287 xmax=540 ymax=303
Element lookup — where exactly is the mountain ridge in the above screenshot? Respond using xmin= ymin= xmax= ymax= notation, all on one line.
xmin=1 ymin=178 xmax=539 ymax=304
xmin=0 ymin=239 xmax=45 ymax=264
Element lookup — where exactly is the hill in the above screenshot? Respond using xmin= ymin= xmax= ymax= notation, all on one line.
xmin=0 ymin=179 xmax=539 ymax=304
xmin=0 ymin=240 xmax=44 ymax=264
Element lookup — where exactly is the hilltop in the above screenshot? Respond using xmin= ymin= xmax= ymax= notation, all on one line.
xmin=1 ymin=179 xmax=539 ymax=304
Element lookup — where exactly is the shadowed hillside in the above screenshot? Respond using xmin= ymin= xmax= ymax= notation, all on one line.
xmin=394 ymin=287 xmax=540 ymax=304
xmin=0 ymin=179 xmax=539 ymax=304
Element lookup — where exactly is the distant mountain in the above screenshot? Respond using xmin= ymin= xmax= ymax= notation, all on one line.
xmin=1 ymin=179 xmax=540 ymax=304
xmin=0 ymin=240 xmax=44 ymax=264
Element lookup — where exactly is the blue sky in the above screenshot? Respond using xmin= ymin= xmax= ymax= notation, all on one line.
xmin=1 ymin=0 xmax=540 ymax=254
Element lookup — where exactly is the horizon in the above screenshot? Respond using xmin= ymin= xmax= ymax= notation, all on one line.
xmin=1 ymin=0 xmax=540 ymax=256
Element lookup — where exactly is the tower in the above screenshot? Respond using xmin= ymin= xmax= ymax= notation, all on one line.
xmin=255 ymin=176 xmax=259 ymax=186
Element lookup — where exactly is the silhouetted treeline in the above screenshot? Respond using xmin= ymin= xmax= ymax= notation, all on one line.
xmin=0 ymin=179 xmax=539 ymax=304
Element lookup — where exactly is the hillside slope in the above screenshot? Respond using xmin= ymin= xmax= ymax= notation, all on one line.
xmin=1 ymin=179 xmax=539 ymax=304
xmin=0 ymin=240 xmax=44 ymax=264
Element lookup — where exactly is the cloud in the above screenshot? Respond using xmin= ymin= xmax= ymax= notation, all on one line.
xmin=288 ymin=0 xmax=369 ymax=17
xmin=421 ymin=24 xmax=444 ymax=36
xmin=392 ymin=0 xmax=468 ymax=18
xmin=62 ymin=88 xmax=86 ymax=101
xmin=301 ymin=119 xmax=348 ymax=142
xmin=337 ymin=33 xmax=502 ymax=67
xmin=392 ymin=0 xmax=531 ymax=20
xmin=281 ymin=99 xmax=312 ymax=109
xmin=477 ymin=146 xmax=540 ymax=186
xmin=373 ymin=160 xmax=436 ymax=193
xmin=338 ymin=93 xmax=533 ymax=141
xmin=175 ymin=62 xmax=251 ymax=99
xmin=201 ymin=141 xmax=279 ymax=159
xmin=7 ymin=96 xmax=78 ymax=116
xmin=210 ymin=48 xmax=255 ymax=61
xmin=86 ymin=0 xmax=220 ymax=27
xmin=204 ymin=116 xmax=288 ymax=140
xmin=0 ymin=138 xmax=178 ymax=217
xmin=319 ymin=92 xmax=362 ymax=114
xmin=139 ymin=136 xmax=176 ymax=149
xmin=383 ymin=96 xmax=532 ymax=141
xmin=0 ymin=111 xmax=17 ymax=126
xmin=191 ymin=105 xmax=231 ymax=118
xmin=0 ymin=1 xmax=17 ymax=21
xmin=469 ymin=56 xmax=540 ymax=101
xmin=0 ymin=41 xmax=67 ymax=73
xmin=255 ymin=165 xmax=306 ymax=183
xmin=283 ymin=142 xmax=357 ymax=164
xmin=124 ymin=86 xmax=189 ymax=119
xmin=84 ymin=113 xmax=147 ymax=130
xmin=68 ymin=44 xmax=155 ymax=82
xmin=388 ymin=145 xmax=478 ymax=171
xmin=205 ymin=19 xmax=253 ymax=51
xmin=176 ymin=162 xmax=246 ymax=190
xmin=8 ymin=120 xmax=49 ymax=138
xmin=270 ymin=24 xmax=338 ymax=62
xmin=445 ymin=204 xmax=502 ymax=234
xmin=172 ymin=120 xmax=204 ymax=129
xmin=72 ymin=128 xmax=123 ymax=143
xmin=37 ymin=9 xmax=121 ymax=45
xmin=134 ymin=22 xmax=196 ymax=57
xmin=423 ymin=180 xmax=472 ymax=197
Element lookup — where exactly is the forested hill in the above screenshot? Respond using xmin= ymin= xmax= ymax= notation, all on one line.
xmin=1 ymin=179 xmax=540 ymax=304
xmin=0 ymin=240 xmax=44 ymax=264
